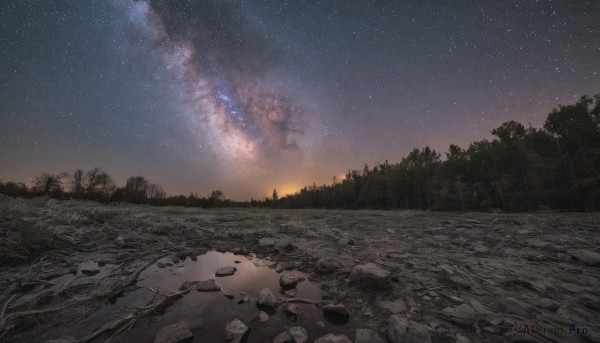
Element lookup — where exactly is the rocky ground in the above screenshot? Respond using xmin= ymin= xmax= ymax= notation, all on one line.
xmin=0 ymin=196 xmax=599 ymax=342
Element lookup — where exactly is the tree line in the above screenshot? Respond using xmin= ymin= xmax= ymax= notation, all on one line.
xmin=272 ymin=94 xmax=600 ymax=211
xmin=0 ymin=169 xmax=242 ymax=208
xmin=1 ymin=94 xmax=599 ymax=211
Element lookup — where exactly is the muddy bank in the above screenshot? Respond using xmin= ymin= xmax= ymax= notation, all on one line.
xmin=1 ymin=197 xmax=599 ymax=342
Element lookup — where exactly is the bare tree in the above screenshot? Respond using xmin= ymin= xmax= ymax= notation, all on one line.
xmin=32 ymin=172 xmax=67 ymax=196
xmin=147 ymin=183 xmax=166 ymax=199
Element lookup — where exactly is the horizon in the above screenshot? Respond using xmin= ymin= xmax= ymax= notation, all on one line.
xmin=1 ymin=1 xmax=599 ymax=200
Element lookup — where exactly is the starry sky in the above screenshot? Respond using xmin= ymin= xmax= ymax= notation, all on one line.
xmin=1 ymin=0 xmax=599 ymax=199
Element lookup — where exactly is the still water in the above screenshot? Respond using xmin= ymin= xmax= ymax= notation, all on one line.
xmin=41 ymin=251 xmax=356 ymax=342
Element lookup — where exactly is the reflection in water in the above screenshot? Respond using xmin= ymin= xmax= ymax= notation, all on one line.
xmin=41 ymin=251 xmax=355 ymax=342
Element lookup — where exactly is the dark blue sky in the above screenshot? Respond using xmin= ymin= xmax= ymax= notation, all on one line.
xmin=1 ymin=0 xmax=599 ymax=199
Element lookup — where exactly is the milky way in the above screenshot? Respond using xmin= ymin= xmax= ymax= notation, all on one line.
xmin=0 ymin=1 xmax=599 ymax=199
xmin=122 ymin=0 xmax=301 ymax=165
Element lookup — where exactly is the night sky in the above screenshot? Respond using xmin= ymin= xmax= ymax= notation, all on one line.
xmin=1 ymin=1 xmax=599 ymax=199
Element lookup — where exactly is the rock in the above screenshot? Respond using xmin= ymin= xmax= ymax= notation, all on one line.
xmin=273 ymin=331 xmax=294 ymax=343
xmin=196 ymin=279 xmax=221 ymax=292
xmin=215 ymin=266 xmax=237 ymax=277
xmin=503 ymin=297 xmax=529 ymax=317
xmin=285 ymin=303 xmax=299 ymax=320
xmin=316 ymin=321 xmax=325 ymax=329
xmin=441 ymin=304 xmax=477 ymax=325
xmin=257 ymin=288 xmax=277 ymax=307
xmin=154 ymin=321 xmax=193 ymax=343
xmin=81 ymin=269 xmax=100 ymax=276
xmin=224 ymin=319 xmax=248 ymax=342
xmin=315 ymin=258 xmax=342 ymax=273
xmin=288 ymin=326 xmax=308 ymax=343
xmin=386 ymin=315 xmax=409 ymax=342
xmin=377 ymin=299 xmax=408 ymax=314
xmin=538 ymin=298 xmax=559 ymax=310
xmin=406 ymin=323 xmax=431 ymax=343
xmin=355 ymin=328 xmax=386 ymax=343
xmin=275 ymin=265 xmax=284 ymax=273
xmin=314 ymin=334 xmax=352 ymax=343
xmin=386 ymin=316 xmax=431 ymax=343
xmin=157 ymin=261 xmax=168 ymax=268
xmin=115 ymin=234 xmax=137 ymax=248
xmin=280 ymin=274 xmax=299 ymax=288
xmin=350 ymin=263 xmax=391 ymax=290
xmin=322 ymin=304 xmax=349 ymax=317
xmin=259 ymin=238 xmax=276 ymax=247
xmin=45 ymin=336 xmax=76 ymax=343
xmin=571 ymin=250 xmax=600 ymax=266
xmin=258 ymin=311 xmax=269 ymax=322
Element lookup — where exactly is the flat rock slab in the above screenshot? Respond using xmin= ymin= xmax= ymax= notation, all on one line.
xmin=571 ymin=250 xmax=600 ymax=266
xmin=154 ymin=321 xmax=193 ymax=343
xmin=225 ymin=319 xmax=248 ymax=343
xmin=215 ymin=266 xmax=237 ymax=277
xmin=350 ymin=262 xmax=391 ymax=290
xmin=196 ymin=279 xmax=221 ymax=292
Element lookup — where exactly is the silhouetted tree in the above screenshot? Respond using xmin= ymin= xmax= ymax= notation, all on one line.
xmin=32 ymin=172 xmax=67 ymax=197
xmin=124 ymin=176 xmax=149 ymax=203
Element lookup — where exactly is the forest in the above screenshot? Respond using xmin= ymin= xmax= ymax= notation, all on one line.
xmin=1 ymin=94 xmax=599 ymax=211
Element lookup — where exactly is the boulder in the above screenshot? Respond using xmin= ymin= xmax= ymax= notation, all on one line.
xmin=258 ymin=311 xmax=269 ymax=322
xmin=196 ymin=279 xmax=221 ymax=292
xmin=350 ymin=263 xmax=391 ymax=289
xmin=288 ymin=326 xmax=308 ymax=343
xmin=225 ymin=319 xmax=248 ymax=343
xmin=314 ymin=334 xmax=353 ymax=343
xmin=215 ymin=266 xmax=237 ymax=277
xmin=280 ymin=274 xmax=299 ymax=288
xmin=257 ymin=288 xmax=278 ymax=307
xmin=154 ymin=321 xmax=193 ymax=343
xmin=315 ymin=258 xmax=342 ymax=273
